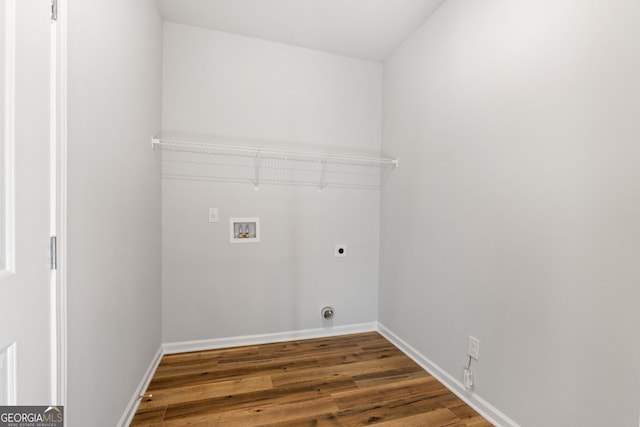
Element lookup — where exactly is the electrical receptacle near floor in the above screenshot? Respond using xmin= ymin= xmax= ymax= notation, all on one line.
xmin=463 ymin=367 xmax=473 ymax=391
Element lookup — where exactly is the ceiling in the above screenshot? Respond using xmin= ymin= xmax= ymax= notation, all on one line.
xmin=155 ymin=0 xmax=446 ymax=62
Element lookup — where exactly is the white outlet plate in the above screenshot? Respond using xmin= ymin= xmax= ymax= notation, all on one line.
xmin=467 ymin=336 xmax=480 ymax=361
xmin=208 ymin=208 xmax=219 ymax=223
xmin=463 ymin=367 xmax=474 ymax=391
xmin=335 ymin=244 xmax=347 ymax=257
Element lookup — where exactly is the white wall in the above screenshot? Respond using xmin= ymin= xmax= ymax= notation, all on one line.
xmin=380 ymin=1 xmax=640 ymax=426
xmin=66 ymin=0 xmax=162 ymax=425
xmin=161 ymin=23 xmax=382 ymax=344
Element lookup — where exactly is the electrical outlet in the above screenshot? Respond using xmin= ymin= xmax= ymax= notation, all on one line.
xmin=467 ymin=336 xmax=480 ymax=361
xmin=208 ymin=208 xmax=220 ymax=223
xmin=463 ymin=367 xmax=474 ymax=391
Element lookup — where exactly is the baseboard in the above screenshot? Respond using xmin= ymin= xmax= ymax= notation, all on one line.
xmin=376 ymin=322 xmax=520 ymax=427
xmin=117 ymin=345 xmax=164 ymax=427
xmin=163 ymin=322 xmax=378 ymax=354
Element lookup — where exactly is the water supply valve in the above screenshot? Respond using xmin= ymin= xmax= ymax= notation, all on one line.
xmin=321 ymin=306 xmax=334 ymax=320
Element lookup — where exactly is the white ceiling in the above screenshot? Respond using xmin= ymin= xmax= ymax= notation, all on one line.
xmin=156 ymin=0 xmax=446 ymax=62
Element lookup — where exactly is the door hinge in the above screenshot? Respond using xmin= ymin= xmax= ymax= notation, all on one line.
xmin=50 ymin=236 xmax=57 ymax=270
xmin=51 ymin=0 xmax=58 ymax=21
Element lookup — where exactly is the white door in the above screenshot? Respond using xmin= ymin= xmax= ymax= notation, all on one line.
xmin=0 ymin=0 xmax=56 ymax=405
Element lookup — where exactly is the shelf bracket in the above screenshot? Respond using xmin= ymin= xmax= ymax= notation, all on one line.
xmin=253 ymin=150 xmax=262 ymax=190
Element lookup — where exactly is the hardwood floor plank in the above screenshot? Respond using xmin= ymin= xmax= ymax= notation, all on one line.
xmin=447 ymin=402 xmax=494 ymax=427
xmin=129 ymin=406 xmax=167 ymax=427
xmin=331 ymin=376 xmax=450 ymax=411
xmin=140 ymin=376 xmax=273 ymax=410
xmin=372 ymin=407 xmax=462 ymax=427
xmin=330 ymin=376 xmax=455 ymax=426
xmin=332 ymin=397 xmax=446 ymax=426
xmin=258 ymin=413 xmax=345 ymax=426
xmin=149 ymin=358 xmax=318 ymax=391
xmin=151 ymin=359 xmax=220 ymax=380
xmin=161 ymin=378 xmax=354 ymax=421
xmin=270 ymin=355 xmax=414 ymax=389
xmin=436 ymin=394 xmax=493 ymax=426
xmin=131 ymin=332 xmax=493 ymax=426
xmin=160 ymin=395 xmax=340 ymax=427
xmin=159 ymin=346 xmax=260 ymax=366
xmin=352 ymin=368 xmax=430 ymax=388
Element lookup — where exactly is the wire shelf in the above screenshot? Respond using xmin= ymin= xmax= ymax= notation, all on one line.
xmin=152 ymin=137 xmax=398 ymax=190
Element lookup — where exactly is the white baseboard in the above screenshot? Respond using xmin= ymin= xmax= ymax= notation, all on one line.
xmin=117 ymin=345 xmax=164 ymax=427
xmin=163 ymin=322 xmax=378 ymax=354
xmin=376 ymin=322 xmax=520 ymax=427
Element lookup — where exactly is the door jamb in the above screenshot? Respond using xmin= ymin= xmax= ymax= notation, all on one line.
xmin=52 ymin=0 xmax=67 ymax=409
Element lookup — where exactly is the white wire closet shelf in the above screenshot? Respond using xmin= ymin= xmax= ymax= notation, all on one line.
xmin=152 ymin=137 xmax=398 ymax=190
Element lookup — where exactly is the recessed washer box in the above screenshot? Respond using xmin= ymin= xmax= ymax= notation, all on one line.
xmin=230 ymin=218 xmax=260 ymax=243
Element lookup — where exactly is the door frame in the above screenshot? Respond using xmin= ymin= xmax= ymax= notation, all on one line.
xmin=52 ymin=0 xmax=67 ymax=409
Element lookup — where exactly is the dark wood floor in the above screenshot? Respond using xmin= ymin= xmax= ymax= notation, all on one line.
xmin=131 ymin=332 xmax=492 ymax=426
